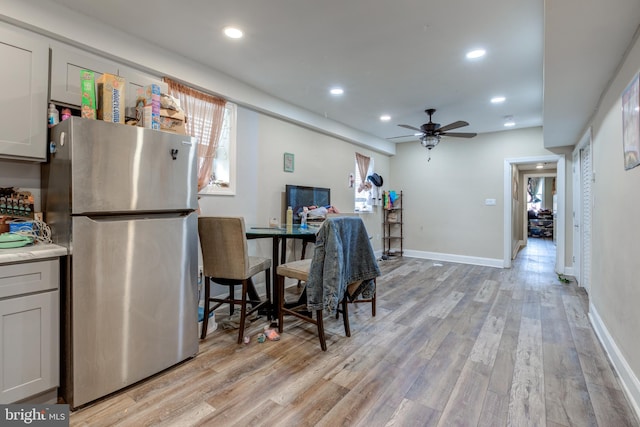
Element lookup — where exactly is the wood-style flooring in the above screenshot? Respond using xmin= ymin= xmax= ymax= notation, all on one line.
xmin=69 ymin=238 xmax=639 ymax=426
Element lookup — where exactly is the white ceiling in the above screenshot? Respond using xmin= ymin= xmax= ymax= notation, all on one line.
xmin=46 ymin=0 xmax=640 ymax=149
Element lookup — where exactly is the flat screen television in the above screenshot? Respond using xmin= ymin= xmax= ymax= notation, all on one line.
xmin=285 ymin=184 xmax=331 ymax=223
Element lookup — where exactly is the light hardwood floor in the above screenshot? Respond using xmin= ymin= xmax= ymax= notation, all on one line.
xmin=70 ymin=238 xmax=639 ymax=426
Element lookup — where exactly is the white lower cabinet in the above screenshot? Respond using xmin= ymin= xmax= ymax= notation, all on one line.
xmin=0 ymin=259 xmax=59 ymax=404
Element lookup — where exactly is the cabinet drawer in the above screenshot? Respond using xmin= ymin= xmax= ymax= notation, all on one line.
xmin=0 ymin=259 xmax=59 ymax=299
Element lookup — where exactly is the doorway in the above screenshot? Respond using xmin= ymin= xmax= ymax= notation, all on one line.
xmin=523 ymin=173 xmax=556 ymax=245
xmin=503 ymin=155 xmax=565 ymax=272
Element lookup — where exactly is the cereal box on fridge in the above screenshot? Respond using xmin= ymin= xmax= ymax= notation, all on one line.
xmin=96 ymin=73 xmax=125 ymax=123
xmin=136 ymin=84 xmax=161 ymax=129
xmin=80 ymin=70 xmax=96 ymax=119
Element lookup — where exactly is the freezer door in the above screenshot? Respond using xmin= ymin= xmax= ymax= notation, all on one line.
xmin=51 ymin=117 xmax=198 ymax=214
xmin=68 ymin=212 xmax=198 ymax=408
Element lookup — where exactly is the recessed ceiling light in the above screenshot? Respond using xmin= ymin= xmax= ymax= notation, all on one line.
xmin=491 ymin=96 xmax=506 ymax=104
xmin=223 ymin=27 xmax=243 ymax=39
xmin=536 ymin=163 xmax=544 ymax=169
xmin=330 ymin=87 xmax=344 ymax=95
xmin=504 ymin=121 xmax=516 ymax=127
xmin=380 ymin=115 xmax=391 ymax=121
xmin=466 ymin=49 xmax=486 ymax=59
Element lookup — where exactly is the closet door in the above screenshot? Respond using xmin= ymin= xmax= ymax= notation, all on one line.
xmin=580 ymin=144 xmax=592 ymax=293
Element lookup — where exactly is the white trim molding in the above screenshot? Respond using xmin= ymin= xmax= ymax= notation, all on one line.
xmin=402 ymin=250 xmax=504 ymax=269
xmin=589 ymin=303 xmax=640 ymax=421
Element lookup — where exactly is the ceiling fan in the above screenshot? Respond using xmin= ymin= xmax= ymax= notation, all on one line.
xmin=392 ymin=108 xmax=477 ymax=156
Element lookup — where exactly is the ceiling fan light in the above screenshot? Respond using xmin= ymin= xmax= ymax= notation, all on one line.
xmin=420 ymin=135 xmax=440 ymax=149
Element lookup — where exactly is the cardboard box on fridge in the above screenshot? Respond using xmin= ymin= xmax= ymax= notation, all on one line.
xmin=96 ymin=73 xmax=125 ymax=123
xmin=159 ymin=108 xmax=186 ymax=134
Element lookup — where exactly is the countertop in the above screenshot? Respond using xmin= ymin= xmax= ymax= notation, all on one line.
xmin=0 ymin=243 xmax=68 ymax=265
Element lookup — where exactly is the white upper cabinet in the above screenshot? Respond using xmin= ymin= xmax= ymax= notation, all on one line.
xmin=0 ymin=23 xmax=48 ymax=161
xmin=50 ymin=43 xmax=167 ymax=120
xmin=50 ymin=42 xmax=118 ymax=106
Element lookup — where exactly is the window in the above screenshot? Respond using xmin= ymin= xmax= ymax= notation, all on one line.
xmin=354 ymin=157 xmax=374 ymax=212
xmin=199 ymin=103 xmax=237 ymax=195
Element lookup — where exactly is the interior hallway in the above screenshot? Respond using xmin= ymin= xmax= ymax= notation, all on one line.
xmin=69 ymin=240 xmax=638 ymax=426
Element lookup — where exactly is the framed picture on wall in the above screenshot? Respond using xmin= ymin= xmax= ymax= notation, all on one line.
xmin=622 ymin=72 xmax=640 ymax=170
xmin=283 ymin=152 xmax=295 ymax=172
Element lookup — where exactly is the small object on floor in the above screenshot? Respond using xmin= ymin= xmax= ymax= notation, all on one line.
xmin=264 ymin=327 xmax=281 ymax=341
xmin=243 ymin=336 xmax=250 ymax=344
xmin=257 ymin=333 xmax=266 ymax=343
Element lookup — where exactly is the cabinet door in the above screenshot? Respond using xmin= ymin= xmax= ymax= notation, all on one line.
xmin=118 ymin=65 xmax=167 ymax=119
xmin=50 ymin=43 xmax=118 ymax=106
xmin=0 ymin=290 xmax=59 ymax=404
xmin=0 ymin=23 xmax=48 ymax=161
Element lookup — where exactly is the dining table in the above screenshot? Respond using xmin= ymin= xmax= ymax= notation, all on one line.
xmin=246 ymin=224 xmax=319 ymax=318
xmin=246 ymin=224 xmax=318 ymax=277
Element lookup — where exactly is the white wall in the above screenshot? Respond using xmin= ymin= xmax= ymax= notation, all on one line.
xmin=198 ymin=107 xmax=389 ymax=263
xmin=390 ymin=127 xmax=557 ymax=264
xmin=0 ymin=160 xmax=41 ymax=211
xmin=586 ymin=28 xmax=640 ymax=413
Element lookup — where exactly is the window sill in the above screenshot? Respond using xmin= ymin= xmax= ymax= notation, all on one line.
xmin=199 ymin=186 xmax=235 ymax=196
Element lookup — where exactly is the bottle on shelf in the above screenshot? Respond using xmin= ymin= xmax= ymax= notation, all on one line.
xmin=286 ymin=206 xmax=293 ymax=231
xmin=47 ymin=103 xmax=59 ymax=128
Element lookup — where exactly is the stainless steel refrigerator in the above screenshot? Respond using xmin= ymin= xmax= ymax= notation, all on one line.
xmin=43 ymin=117 xmax=199 ymax=409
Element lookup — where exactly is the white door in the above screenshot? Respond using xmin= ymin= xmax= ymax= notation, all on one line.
xmin=580 ymin=144 xmax=592 ymax=293
xmin=572 ymin=137 xmax=592 ymax=293
xmin=572 ymin=150 xmax=581 ymax=285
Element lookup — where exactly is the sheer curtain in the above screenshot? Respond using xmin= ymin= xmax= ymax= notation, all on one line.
xmin=164 ymin=78 xmax=226 ymax=191
xmin=355 ymin=152 xmax=371 ymax=192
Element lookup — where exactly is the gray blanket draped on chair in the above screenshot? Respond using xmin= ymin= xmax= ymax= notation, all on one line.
xmin=306 ymin=216 xmax=380 ymax=314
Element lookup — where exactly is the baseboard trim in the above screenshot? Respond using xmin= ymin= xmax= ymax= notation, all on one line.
xmin=402 ymin=250 xmax=504 ymax=268
xmin=589 ymin=303 xmax=640 ymax=421
xmin=512 ymin=240 xmax=525 ymax=260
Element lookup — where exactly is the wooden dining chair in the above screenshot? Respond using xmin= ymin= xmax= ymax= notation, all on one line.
xmin=198 ymin=216 xmax=271 ymax=343
xmin=276 ymin=216 xmax=379 ymax=351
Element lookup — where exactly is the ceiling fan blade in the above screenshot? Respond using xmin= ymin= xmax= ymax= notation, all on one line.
xmin=441 ymin=132 xmax=477 ymax=138
xmin=387 ymin=134 xmax=419 ymax=140
xmin=436 ymin=120 xmax=469 ymax=133
xmin=398 ymin=124 xmax=422 ymax=132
